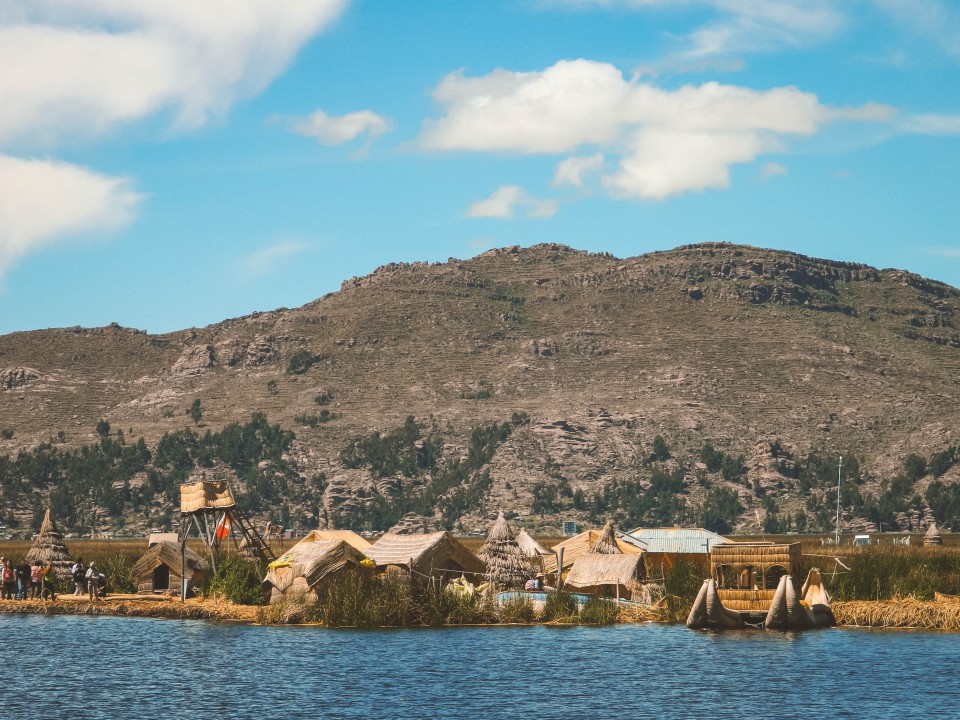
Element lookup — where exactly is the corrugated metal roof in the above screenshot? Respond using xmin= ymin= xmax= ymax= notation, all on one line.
xmin=617 ymin=527 xmax=729 ymax=554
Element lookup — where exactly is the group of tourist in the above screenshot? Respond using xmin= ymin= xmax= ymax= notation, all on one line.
xmin=0 ymin=556 xmax=107 ymax=601
xmin=0 ymin=556 xmax=57 ymax=600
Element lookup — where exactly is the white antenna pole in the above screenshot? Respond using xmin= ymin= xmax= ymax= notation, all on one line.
xmin=835 ymin=456 xmax=843 ymax=546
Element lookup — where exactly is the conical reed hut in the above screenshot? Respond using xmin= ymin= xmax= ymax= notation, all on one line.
xmin=925 ymin=522 xmax=943 ymax=546
xmin=477 ymin=512 xmax=530 ymax=590
xmin=591 ymin=519 xmax=622 ymax=554
xmin=25 ymin=508 xmax=73 ymax=578
xmin=516 ymin=528 xmax=549 ymax=558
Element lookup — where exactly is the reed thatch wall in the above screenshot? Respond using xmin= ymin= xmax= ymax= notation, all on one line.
xmin=564 ymin=553 xmax=645 ymax=596
xmin=365 ymin=531 xmax=485 ymax=580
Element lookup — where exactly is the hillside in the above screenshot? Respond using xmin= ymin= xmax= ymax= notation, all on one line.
xmin=3 ymin=242 xmax=960 ymax=537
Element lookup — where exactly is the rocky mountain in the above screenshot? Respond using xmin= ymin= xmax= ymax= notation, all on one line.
xmin=3 ymin=242 xmax=960 ymax=537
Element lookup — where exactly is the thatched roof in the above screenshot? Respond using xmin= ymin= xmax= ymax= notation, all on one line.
xmin=264 ymin=539 xmax=364 ymax=602
xmin=298 ymin=529 xmax=371 ymax=555
xmin=131 ymin=541 xmax=207 ymax=584
xmin=542 ymin=527 xmax=639 ymax=575
xmin=515 ymin=528 xmax=549 ymax=557
xmin=25 ymin=508 xmax=73 ymax=578
xmin=365 ymin=531 xmax=485 ymax=578
xmin=565 ymin=553 xmax=645 ymax=590
xmin=925 ymin=522 xmax=942 ymax=545
xmin=148 ymin=532 xmax=179 ymax=546
xmin=710 ymin=542 xmax=801 ymax=575
xmin=477 ymin=513 xmax=530 ymax=590
xmin=591 ymin=520 xmax=622 ymax=554
xmin=926 ymin=522 xmax=941 ymax=537
xmin=180 ymin=478 xmax=236 ymax=513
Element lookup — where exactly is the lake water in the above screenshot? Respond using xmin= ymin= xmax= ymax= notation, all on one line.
xmin=2 ymin=616 xmax=958 ymax=719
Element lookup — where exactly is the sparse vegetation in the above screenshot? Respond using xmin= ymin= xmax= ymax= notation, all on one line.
xmin=1 ymin=429 xmax=13 ymax=440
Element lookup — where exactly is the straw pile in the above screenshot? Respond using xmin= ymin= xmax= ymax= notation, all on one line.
xmin=477 ymin=512 xmax=530 ymax=590
xmin=591 ymin=520 xmax=622 ymax=554
xmin=516 ymin=528 xmax=549 ymax=558
xmin=834 ymin=598 xmax=960 ymax=630
xmin=24 ymin=509 xmax=73 ymax=578
xmin=924 ymin=522 xmax=942 ymax=546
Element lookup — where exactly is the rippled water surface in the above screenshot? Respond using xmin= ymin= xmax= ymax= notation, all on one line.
xmin=2 ymin=616 xmax=958 ymax=719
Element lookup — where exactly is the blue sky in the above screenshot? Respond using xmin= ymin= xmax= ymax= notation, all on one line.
xmin=1 ymin=0 xmax=958 ymax=334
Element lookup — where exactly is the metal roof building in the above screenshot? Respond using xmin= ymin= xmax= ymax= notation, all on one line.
xmin=617 ymin=527 xmax=729 ymax=554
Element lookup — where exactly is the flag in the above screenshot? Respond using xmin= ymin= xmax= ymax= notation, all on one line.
xmin=215 ymin=513 xmax=231 ymax=540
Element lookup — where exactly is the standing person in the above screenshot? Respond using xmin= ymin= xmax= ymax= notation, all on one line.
xmin=85 ymin=562 xmax=99 ymax=601
xmin=71 ymin=558 xmax=85 ymax=596
xmin=15 ymin=558 xmax=30 ymax=600
xmin=29 ymin=561 xmax=43 ymax=599
xmin=39 ymin=564 xmax=56 ymax=602
xmin=1 ymin=559 xmax=15 ymax=599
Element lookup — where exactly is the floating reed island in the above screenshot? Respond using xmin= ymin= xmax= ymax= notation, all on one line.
xmin=4 ymin=514 xmax=960 ymax=631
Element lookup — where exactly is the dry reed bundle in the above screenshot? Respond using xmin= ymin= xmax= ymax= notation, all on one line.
xmin=24 ymin=509 xmax=73 ymax=578
xmin=515 ymin=528 xmax=548 ymax=557
xmin=591 ymin=520 xmax=622 ymax=554
xmin=477 ymin=512 xmax=530 ymax=590
xmin=833 ymin=598 xmax=960 ymax=630
xmin=616 ymin=602 xmax=668 ymax=623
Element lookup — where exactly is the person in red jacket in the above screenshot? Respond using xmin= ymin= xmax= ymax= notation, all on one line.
xmin=1 ymin=559 xmax=15 ymax=599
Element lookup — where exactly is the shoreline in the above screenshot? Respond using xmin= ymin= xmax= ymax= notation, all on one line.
xmin=3 ymin=596 xmax=960 ymax=631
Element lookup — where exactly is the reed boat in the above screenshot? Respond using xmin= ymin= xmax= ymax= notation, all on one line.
xmin=686 ymin=542 xmax=835 ymax=630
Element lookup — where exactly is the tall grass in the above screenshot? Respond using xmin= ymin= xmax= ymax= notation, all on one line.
xmin=819 ymin=546 xmax=960 ymax=601
xmin=662 ymin=557 xmax=709 ymax=623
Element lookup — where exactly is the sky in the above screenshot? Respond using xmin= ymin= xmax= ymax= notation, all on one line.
xmin=1 ymin=0 xmax=959 ymax=335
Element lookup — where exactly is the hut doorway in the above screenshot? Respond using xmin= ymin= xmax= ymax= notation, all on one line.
xmin=152 ymin=564 xmax=170 ymax=591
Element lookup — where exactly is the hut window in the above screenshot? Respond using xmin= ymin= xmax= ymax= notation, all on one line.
xmin=764 ymin=564 xmax=788 ymax=591
xmin=714 ymin=564 xmax=737 ymax=589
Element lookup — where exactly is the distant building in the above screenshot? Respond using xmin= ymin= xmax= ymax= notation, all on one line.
xmin=617 ymin=527 xmax=729 ymax=577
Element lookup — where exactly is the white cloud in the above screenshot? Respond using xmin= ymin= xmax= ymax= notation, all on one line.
xmin=291 ymin=109 xmax=392 ymax=146
xmin=466 ymin=186 xmax=558 ymax=219
xmin=553 ymin=153 xmax=605 ymax=189
xmin=240 ymin=241 xmax=308 ymax=278
xmin=421 ymin=59 xmax=885 ymax=200
xmin=0 ymin=1 xmax=347 ymax=149
xmin=761 ymin=162 xmax=788 ymax=179
xmin=0 ymin=155 xmax=143 ymax=276
xmin=926 ymin=247 xmax=960 ymax=258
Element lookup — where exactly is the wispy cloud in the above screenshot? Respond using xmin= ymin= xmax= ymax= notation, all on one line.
xmin=239 ymin=240 xmax=309 ymax=278
xmin=289 ymin=108 xmax=392 ymax=149
xmin=544 ymin=1 xmax=846 ymax=64
xmin=466 ymin=186 xmax=558 ymax=219
xmin=553 ymin=153 xmax=605 ymax=190
xmin=760 ymin=162 xmax=788 ymax=180
xmin=0 ymin=155 xmax=143 ymax=278
xmin=925 ymin=247 xmax=960 ymax=258
xmin=421 ymin=59 xmax=888 ymax=200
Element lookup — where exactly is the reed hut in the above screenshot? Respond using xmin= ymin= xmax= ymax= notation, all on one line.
xmin=516 ymin=528 xmax=549 ymax=558
xmin=365 ymin=531 xmax=485 ymax=582
xmin=564 ymin=553 xmax=646 ymax=599
xmin=131 ymin=541 xmax=208 ymax=595
xmin=541 ymin=523 xmax=638 ymax=576
xmin=925 ymin=522 xmax=943 ymax=546
xmin=477 ymin=512 xmax=530 ymax=590
xmin=263 ymin=538 xmax=366 ymax=605
xmin=25 ymin=508 xmax=73 ymax=579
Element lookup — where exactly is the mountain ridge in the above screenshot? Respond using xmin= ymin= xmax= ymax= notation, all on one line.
xmin=2 ymin=242 xmax=960 ymax=536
